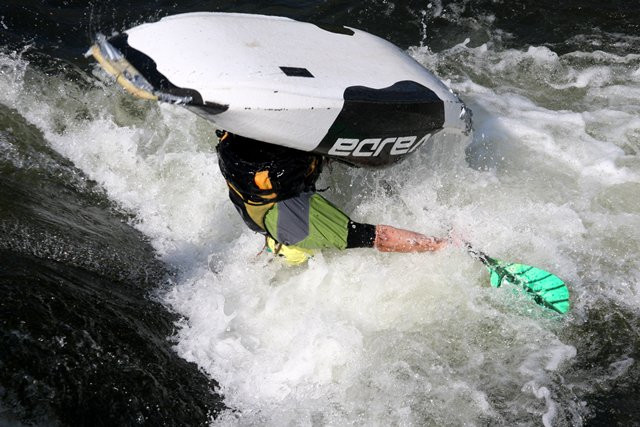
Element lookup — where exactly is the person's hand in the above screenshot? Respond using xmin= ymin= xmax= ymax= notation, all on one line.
xmin=429 ymin=237 xmax=449 ymax=251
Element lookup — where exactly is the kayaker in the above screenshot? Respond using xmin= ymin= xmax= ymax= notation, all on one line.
xmin=216 ymin=131 xmax=447 ymax=263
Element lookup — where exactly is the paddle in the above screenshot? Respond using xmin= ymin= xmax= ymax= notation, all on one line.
xmin=465 ymin=243 xmax=570 ymax=314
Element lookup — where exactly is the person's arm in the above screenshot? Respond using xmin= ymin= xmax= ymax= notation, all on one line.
xmin=346 ymin=222 xmax=447 ymax=253
xmin=374 ymin=224 xmax=447 ymax=252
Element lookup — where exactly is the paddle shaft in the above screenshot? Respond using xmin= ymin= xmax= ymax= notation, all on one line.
xmin=465 ymin=243 xmax=498 ymax=269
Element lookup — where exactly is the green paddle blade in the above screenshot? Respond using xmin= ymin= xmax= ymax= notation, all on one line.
xmin=464 ymin=243 xmax=570 ymax=314
xmin=486 ymin=260 xmax=570 ymax=314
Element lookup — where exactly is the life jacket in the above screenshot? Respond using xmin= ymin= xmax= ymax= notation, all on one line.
xmin=216 ymin=131 xmax=323 ymax=235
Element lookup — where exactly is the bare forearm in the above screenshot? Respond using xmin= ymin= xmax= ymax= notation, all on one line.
xmin=374 ymin=224 xmax=447 ymax=253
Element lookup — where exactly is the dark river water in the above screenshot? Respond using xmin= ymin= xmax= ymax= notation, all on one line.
xmin=1 ymin=1 xmax=639 ymax=425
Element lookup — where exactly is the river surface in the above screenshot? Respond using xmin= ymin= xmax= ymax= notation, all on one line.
xmin=1 ymin=1 xmax=639 ymax=425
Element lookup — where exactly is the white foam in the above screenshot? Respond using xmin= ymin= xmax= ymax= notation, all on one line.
xmin=0 ymin=49 xmax=28 ymax=106
xmin=551 ymin=66 xmax=612 ymax=89
xmin=1 ymin=38 xmax=640 ymax=425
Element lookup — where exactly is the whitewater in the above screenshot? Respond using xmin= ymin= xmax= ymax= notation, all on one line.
xmin=2 ymin=30 xmax=639 ymax=426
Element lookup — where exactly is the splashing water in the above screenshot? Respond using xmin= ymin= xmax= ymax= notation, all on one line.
xmin=1 ymin=17 xmax=640 ymax=426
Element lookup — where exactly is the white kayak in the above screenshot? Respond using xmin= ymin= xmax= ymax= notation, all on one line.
xmin=88 ymin=12 xmax=471 ymax=167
